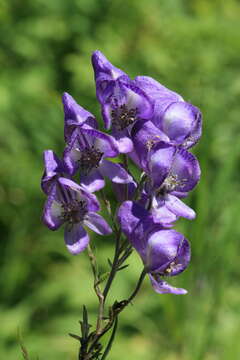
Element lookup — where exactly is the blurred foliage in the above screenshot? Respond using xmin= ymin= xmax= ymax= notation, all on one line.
xmin=0 ymin=0 xmax=240 ymax=359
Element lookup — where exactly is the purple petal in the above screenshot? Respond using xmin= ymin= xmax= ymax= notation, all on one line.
xmin=170 ymin=237 xmax=191 ymax=276
xmin=117 ymin=201 xmax=154 ymax=256
xmin=84 ymin=212 xmax=112 ymax=235
xmin=131 ymin=120 xmax=170 ymax=169
xmin=161 ymin=102 xmax=202 ymax=146
xmin=80 ymin=128 xmax=119 ymax=158
xmin=149 ymin=274 xmax=187 ymax=295
xmin=63 ymin=131 xmax=81 ymax=175
xmin=64 ymin=224 xmax=89 ymax=255
xmin=165 ymin=194 xmax=196 ymax=220
xmin=170 ymin=148 xmax=201 ymax=192
xmin=121 ymin=82 xmax=153 ymax=120
xmin=151 ymin=196 xmax=178 ymax=226
xmin=41 ymin=150 xmax=63 ymax=194
xmin=62 ymin=92 xmax=97 ymax=142
xmin=134 ymin=76 xmax=183 ymax=120
xmin=146 ymin=229 xmax=184 ymax=272
xmin=147 ymin=142 xmax=176 ymax=188
xmin=42 ymin=185 xmax=64 ymax=230
xmin=58 ymin=177 xmax=100 ymax=212
xmin=111 ymin=128 xmax=134 ymax=153
xmin=112 ymin=179 xmax=137 ymax=202
xmin=80 ymin=169 xmax=105 ymax=193
xmin=100 ymin=160 xmax=132 ymax=184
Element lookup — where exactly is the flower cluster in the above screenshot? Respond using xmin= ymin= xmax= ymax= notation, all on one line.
xmin=41 ymin=51 xmax=201 ymax=295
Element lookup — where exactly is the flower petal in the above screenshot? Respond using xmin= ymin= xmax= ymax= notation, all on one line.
xmin=170 ymin=148 xmax=201 ymax=192
xmin=117 ymin=201 xmax=154 ymax=256
xmin=62 ymin=92 xmax=97 ymax=142
xmin=165 ymin=194 xmax=196 ymax=220
xmin=162 ymin=102 xmax=202 ymax=146
xmin=148 ymin=142 xmax=176 ymax=189
xmin=42 ymin=185 xmax=64 ymax=230
xmin=151 ymin=196 xmax=178 ymax=226
xmin=58 ymin=177 xmax=100 ymax=212
xmin=100 ymin=160 xmax=132 ymax=184
xmin=111 ymin=129 xmax=134 ymax=153
xmin=146 ymin=229 xmax=184 ymax=272
xmin=131 ymin=120 xmax=170 ymax=169
xmin=80 ymin=169 xmax=105 ymax=193
xmin=149 ymin=274 xmax=187 ymax=295
xmin=84 ymin=212 xmax=112 ymax=235
xmin=81 ymin=128 xmax=119 ymax=158
xmin=41 ymin=150 xmax=63 ymax=194
xmin=64 ymin=224 xmax=89 ymax=255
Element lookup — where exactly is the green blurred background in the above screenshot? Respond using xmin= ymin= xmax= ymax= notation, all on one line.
xmin=1 ymin=0 xmax=240 ymax=359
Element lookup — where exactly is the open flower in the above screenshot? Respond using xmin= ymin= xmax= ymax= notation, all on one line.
xmin=42 ymin=177 xmax=112 ymax=254
xmin=63 ymin=127 xmax=132 ymax=192
xmin=118 ymin=201 xmax=190 ymax=294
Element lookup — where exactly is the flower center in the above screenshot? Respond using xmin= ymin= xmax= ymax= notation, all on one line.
xmin=157 ymin=174 xmax=186 ymax=195
xmin=62 ymin=199 xmax=88 ymax=224
xmin=79 ymin=146 xmax=103 ymax=175
xmin=111 ymin=104 xmax=138 ymax=130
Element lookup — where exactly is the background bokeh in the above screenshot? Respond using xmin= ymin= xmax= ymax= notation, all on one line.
xmin=1 ymin=0 xmax=240 ymax=359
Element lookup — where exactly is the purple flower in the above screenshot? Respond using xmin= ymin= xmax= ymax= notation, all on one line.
xmin=118 ymin=201 xmax=190 ymax=294
xmin=41 ymin=150 xmax=67 ymax=195
xmin=63 ymin=127 xmax=132 ymax=193
xmin=133 ymin=76 xmax=202 ymax=149
xmin=62 ymin=92 xmax=97 ymax=143
xmin=42 ymin=177 xmax=112 ymax=254
xmin=92 ymin=51 xmax=154 ymax=153
xmin=145 ymin=142 xmax=201 ymax=224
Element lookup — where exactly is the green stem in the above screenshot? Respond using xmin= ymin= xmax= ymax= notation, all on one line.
xmin=100 ymin=317 xmax=118 ymax=360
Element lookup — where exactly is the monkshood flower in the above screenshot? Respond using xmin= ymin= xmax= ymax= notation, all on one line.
xmin=63 ymin=127 xmax=132 ymax=193
xmin=138 ymin=141 xmax=201 ymax=225
xmin=118 ymin=201 xmax=190 ymax=294
xmin=148 ymin=142 xmax=200 ymax=223
xmin=62 ymin=92 xmax=97 ymax=143
xmin=133 ymin=76 xmax=202 ymax=149
xmin=42 ymin=177 xmax=112 ymax=254
xmin=92 ymin=51 xmax=154 ymax=153
xmin=41 ymin=150 xmax=67 ymax=195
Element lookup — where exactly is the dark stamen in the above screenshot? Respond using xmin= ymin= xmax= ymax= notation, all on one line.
xmin=79 ymin=146 xmax=103 ymax=175
xmin=62 ymin=199 xmax=88 ymax=225
xmin=111 ymin=104 xmax=138 ymax=130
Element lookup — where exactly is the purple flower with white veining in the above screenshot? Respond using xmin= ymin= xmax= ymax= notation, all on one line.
xmin=62 ymin=92 xmax=98 ymax=143
xmin=42 ymin=177 xmax=112 ymax=254
xmin=118 ymin=201 xmax=190 ymax=295
xmin=133 ymin=76 xmax=202 ymax=149
xmin=41 ymin=150 xmax=67 ymax=195
xmin=63 ymin=127 xmax=132 ymax=193
xmin=92 ymin=51 xmax=154 ymax=153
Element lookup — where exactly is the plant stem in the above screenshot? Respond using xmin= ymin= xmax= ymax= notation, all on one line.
xmin=100 ymin=317 xmax=118 ymax=360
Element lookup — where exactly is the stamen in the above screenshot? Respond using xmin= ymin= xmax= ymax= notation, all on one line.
xmin=61 ymin=199 xmax=88 ymax=225
xmin=157 ymin=174 xmax=187 ymax=195
xmin=111 ymin=104 xmax=138 ymax=130
xmin=79 ymin=146 xmax=103 ymax=175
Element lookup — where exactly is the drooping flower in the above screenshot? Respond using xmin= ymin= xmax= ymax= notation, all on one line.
xmin=63 ymin=127 xmax=132 ymax=192
xmin=92 ymin=51 xmax=154 ymax=153
xmin=62 ymin=92 xmax=98 ymax=143
xmin=118 ymin=201 xmax=190 ymax=294
xmin=133 ymin=76 xmax=202 ymax=149
xmin=42 ymin=177 xmax=112 ymax=254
